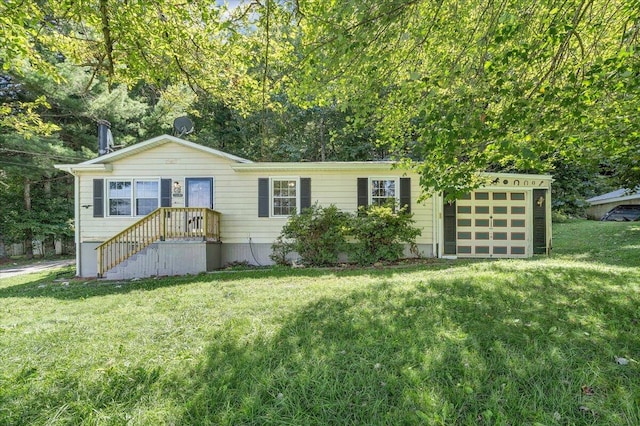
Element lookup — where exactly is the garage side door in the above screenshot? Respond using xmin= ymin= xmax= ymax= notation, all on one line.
xmin=456 ymin=191 xmax=529 ymax=258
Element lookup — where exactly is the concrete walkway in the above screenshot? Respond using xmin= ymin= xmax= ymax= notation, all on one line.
xmin=0 ymin=259 xmax=75 ymax=279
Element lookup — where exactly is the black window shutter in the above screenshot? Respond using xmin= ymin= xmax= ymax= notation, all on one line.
xmin=357 ymin=178 xmax=369 ymax=210
xmin=258 ymin=178 xmax=269 ymax=217
xmin=443 ymin=198 xmax=457 ymax=255
xmin=300 ymin=178 xmax=311 ymax=211
xmin=160 ymin=179 xmax=172 ymax=207
xmin=400 ymin=177 xmax=411 ymax=213
xmin=93 ymin=179 xmax=104 ymax=217
xmin=533 ymin=189 xmax=547 ymax=254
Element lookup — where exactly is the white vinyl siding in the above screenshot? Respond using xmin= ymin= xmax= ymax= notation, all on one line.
xmin=77 ymin=142 xmax=435 ymax=244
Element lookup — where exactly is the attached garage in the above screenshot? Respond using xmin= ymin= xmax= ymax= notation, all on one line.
xmin=440 ymin=174 xmax=552 ymax=258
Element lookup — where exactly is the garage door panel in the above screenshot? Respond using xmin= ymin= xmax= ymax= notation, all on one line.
xmin=456 ymin=191 xmax=529 ymax=258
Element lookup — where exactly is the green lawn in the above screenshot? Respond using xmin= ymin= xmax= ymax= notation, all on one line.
xmin=1 ymin=220 xmax=638 ymax=425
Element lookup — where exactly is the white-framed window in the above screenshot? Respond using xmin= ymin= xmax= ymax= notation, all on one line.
xmin=135 ymin=181 xmax=160 ymax=215
xmin=370 ymin=178 xmax=398 ymax=206
xmin=107 ymin=179 xmax=159 ymax=217
xmin=271 ymin=178 xmax=299 ymax=217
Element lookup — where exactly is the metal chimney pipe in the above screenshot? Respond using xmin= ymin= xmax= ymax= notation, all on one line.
xmin=97 ymin=120 xmax=111 ymax=156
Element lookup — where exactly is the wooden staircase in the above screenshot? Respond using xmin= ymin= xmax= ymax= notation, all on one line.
xmin=96 ymin=207 xmax=221 ymax=277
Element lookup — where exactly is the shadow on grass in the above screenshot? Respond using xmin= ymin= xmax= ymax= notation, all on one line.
xmin=177 ymin=265 xmax=639 ymax=425
xmin=2 ymin=262 xmax=638 ymax=424
xmin=0 ymin=260 xmax=466 ymax=300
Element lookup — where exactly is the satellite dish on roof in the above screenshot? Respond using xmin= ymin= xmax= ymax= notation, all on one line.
xmin=173 ymin=116 xmax=194 ymax=137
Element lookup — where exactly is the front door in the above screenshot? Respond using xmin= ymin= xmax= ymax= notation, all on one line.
xmin=186 ymin=178 xmax=214 ymax=209
xmin=184 ymin=178 xmax=214 ymax=233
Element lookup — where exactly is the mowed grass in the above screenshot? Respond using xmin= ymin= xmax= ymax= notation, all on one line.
xmin=0 ymin=221 xmax=638 ymax=425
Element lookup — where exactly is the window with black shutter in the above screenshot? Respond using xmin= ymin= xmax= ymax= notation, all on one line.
xmin=93 ymin=179 xmax=104 ymax=217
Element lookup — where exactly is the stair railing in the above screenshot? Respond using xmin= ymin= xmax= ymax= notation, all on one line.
xmin=96 ymin=207 xmax=221 ymax=277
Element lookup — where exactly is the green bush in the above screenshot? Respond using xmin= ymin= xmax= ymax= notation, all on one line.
xmin=552 ymin=210 xmax=568 ymax=223
xmin=347 ymin=204 xmax=421 ymax=265
xmin=270 ymin=204 xmax=349 ymax=266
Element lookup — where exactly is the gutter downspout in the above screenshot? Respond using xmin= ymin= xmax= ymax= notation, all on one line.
xmin=547 ymin=187 xmax=553 ymax=255
xmin=432 ymin=192 xmax=441 ymax=258
xmin=73 ymin=172 xmax=81 ymax=276
xmin=432 ymin=193 xmax=437 ymax=258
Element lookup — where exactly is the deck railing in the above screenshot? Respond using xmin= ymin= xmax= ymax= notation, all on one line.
xmin=96 ymin=207 xmax=221 ymax=277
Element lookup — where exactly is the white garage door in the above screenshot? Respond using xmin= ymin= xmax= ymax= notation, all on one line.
xmin=455 ymin=191 xmax=529 ymax=258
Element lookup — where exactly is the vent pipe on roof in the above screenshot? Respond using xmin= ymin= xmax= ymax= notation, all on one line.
xmin=97 ymin=120 xmax=113 ymax=156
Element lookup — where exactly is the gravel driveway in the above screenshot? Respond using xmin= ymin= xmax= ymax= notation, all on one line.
xmin=0 ymin=259 xmax=75 ymax=279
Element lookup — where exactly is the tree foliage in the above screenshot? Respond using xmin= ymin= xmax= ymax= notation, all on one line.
xmin=1 ymin=0 xmax=639 ymax=243
xmin=292 ymin=0 xmax=640 ymax=196
xmin=0 ymin=62 xmax=191 ymax=252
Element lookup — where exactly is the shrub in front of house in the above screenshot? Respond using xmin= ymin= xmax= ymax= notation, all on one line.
xmin=347 ymin=204 xmax=421 ymax=265
xmin=270 ymin=203 xmax=350 ymax=266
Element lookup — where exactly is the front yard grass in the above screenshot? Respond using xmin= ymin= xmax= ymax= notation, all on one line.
xmin=0 ymin=220 xmax=638 ymax=425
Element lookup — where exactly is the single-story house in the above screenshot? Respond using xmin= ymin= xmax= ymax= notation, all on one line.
xmin=585 ymin=188 xmax=640 ymax=220
xmin=55 ymin=134 xmax=553 ymax=279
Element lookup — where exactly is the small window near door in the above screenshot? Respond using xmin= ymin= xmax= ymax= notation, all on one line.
xmin=136 ymin=181 xmax=159 ymax=215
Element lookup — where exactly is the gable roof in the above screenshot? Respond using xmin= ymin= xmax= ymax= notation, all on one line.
xmin=55 ymin=134 xmax=252 ymax=173
xmin=88 ymin=134 xmax=252 ymax=164
xmin=586 ymin=188 xmax=640 ymax=205
xmin=55 ymin=134 xmax=554 ymax=186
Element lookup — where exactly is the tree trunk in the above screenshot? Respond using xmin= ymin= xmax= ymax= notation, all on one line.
xmin=0 ymin=233 xmax=7 ymax=260
xmin=44 ymin=179 xmax=54 ymax=256
xmin=320 ymin=115 xmax=326 ymax=162
xmin=24 ymin=178 xmax=33 ymax=259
